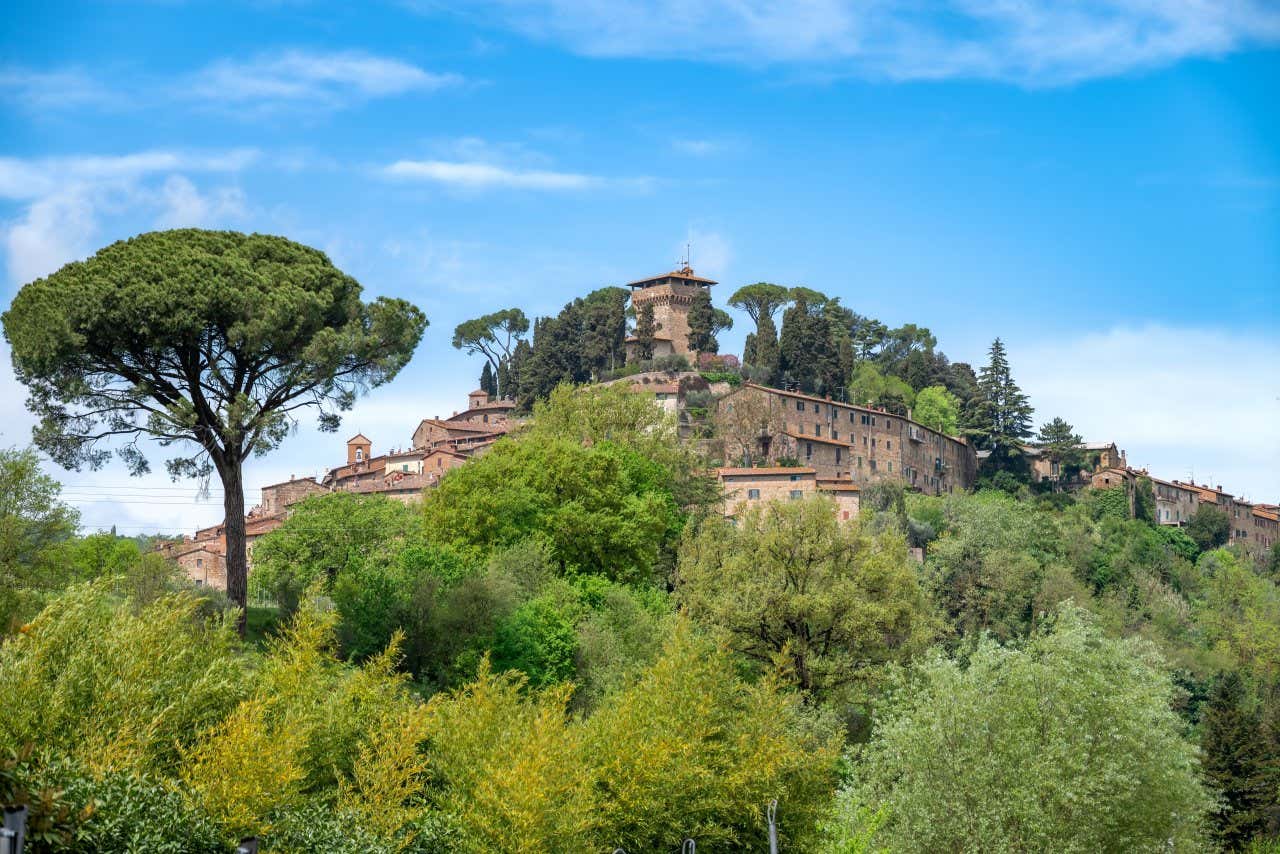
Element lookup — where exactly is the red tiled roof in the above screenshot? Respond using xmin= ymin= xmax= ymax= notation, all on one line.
xmin=717 ymin=466 xmax=816 ymax=477
xmin=783 ymin=430 xmax=852 ymax=448
xmin=625 ymin=267 xmax=717 ymax=288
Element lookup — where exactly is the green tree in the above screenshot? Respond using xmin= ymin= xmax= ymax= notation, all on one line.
xmin=0 ymin=446 xmax=80 ymax=631
xmin=478 ymin=361 xmax=497 ymax=397
xmin=779 ymin=290 xmax=840 ymax=394
xmin=250 ymin=492 xmax=424 ymax=615
xmin=686 ymin=288 xmax=730 ymax=355
xmin=912 ymin=385 xmax=960 ymax=434
xmin=729 ymin=282 xmax=789 ymax=375
xmin=848 ymin=363 xmax=915 ymax=413
xmin=631 ymin=301 xmax=657 ymax=362
xmin=1201 ymin=671 xmax=1279 ymax=848
xmin=1036 ymin=416 xmax=1085 ymax=482
xmin=451 ymin=307 xmax=529 ymax=376
xmin=580 ymin=286 xmax=630 ymax=377
xmin=1187 ymin=504 xmax=1231 ymax=552
xmin=829 ymin=604 xmax=1211 ymax=853
xmin=969 ymin=338 xmax=1034 ymax=476
xmin=677 ymin=497 xmax=934 ymax=701
xmin=422 ymin=436 xmax=682 ymax=584
xmin=2 ymin=230 xmax=426 ymax=627
xmin=751 ymin=311 xmax=781 ymax=383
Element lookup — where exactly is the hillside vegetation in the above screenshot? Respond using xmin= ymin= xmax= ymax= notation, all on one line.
xmin=2 ymin=386 xmax=1279 ymax=852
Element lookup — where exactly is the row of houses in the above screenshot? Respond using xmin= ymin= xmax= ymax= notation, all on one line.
xmin=714 ymin=382 xmax=979 ymax=496
xmin=161 ymin=390 xmax=520 ymax=589
xmin=1091 ymin=467 xmax=1278 ymax=559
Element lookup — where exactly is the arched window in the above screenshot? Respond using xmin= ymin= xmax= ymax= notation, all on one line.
xmin=356 ymin=448 xmax=363 ymax=461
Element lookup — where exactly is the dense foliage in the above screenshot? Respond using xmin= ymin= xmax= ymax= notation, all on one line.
xmin=2 ymin=370 xmax=1278 ymax=851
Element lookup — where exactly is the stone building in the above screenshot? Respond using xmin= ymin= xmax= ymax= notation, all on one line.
xmin=624 ymin=264 xmax=717 ymax=360
xmin=717 ymin=383 xmax=977 ymax=495
xmin=259 ymin=476 xmax=327 ymax=516
xmin=715 ymin=466 xmax=860 ymax=521
xmin=1149 ymin=476 xmax=1201 ymax=526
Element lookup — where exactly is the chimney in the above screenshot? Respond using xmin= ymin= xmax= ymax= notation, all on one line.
xmin=1217 ymin=485 xmax=1223 ymax=492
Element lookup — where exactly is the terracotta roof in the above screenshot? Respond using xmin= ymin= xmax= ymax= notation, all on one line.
xmin=717 ymin=466 xmax=816 ymax=477
xmin=625 ymin=266 xmax=718 ymax=288
xmin=346 ymin=433 xmax=371 ymax=444
xmin=1254 ymin=507 xmax=1279 ymax=522
xmin=260 ymin=476 xmax=323 ymax=490
xmin=245 ymin=515 xmax=286 ymax=537
xmin=416 ymin=418 xmax=498 ymax=434
xmin=423 ymin=448 xmax=468 ymax=460
xmin=817 ymin=481 xmax=861 ymax=492
xmin=783 ymin=430 xmax=853 ymax=448
xmin=633 ymin=382 xmax=680 ymax=394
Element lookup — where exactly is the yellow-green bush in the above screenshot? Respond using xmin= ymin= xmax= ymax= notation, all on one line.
xmin=183 ymin=603 xmax=432 ymax=847
xmin=0 ymin=581 xmax=247 ymax=775
xmin=423 ymin=624 xmax=843 ymax=853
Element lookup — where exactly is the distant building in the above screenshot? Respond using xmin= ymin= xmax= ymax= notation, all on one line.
xmin=714 ymin=466 xmax=860 ymax=521
xmin=624 ymin=265 xmax=717 ymax=361
xmin=716 ymin=383 xmax=977 ymax=496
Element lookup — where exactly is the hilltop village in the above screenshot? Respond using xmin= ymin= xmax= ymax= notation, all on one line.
xmin=164 ymin=265 xmax=1278 ymax=589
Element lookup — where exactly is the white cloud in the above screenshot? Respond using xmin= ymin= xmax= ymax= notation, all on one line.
xmin=0 ymin=67 xmax=116 ymax=109
xmin=0 ymin=149 xmax=258 ymax=200
xmin=187 ymin=50 xmax=462 ymax=109
xmin=0 ymin=149 xmax=255 ymax=285
xmin=1016 ymin=325 xmax=1280 ymax=502
xmin=383 ymin=159 xmax=602 ymax=190
xmin=153 ymin=176 xmax=248 ymax=229
xmin=467 ymin=0 xmax=1280 ymax=85
xmin=383 ymin=137 xmax=651 ymax=192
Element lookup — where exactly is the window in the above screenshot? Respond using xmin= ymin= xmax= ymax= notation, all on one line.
xmin=355 ymin=448 xmax=363 ymax=461
xmin=789 ymin=474 xmax=801 ymax=482
xmin=789 ymin=490 xmax=803 ymax=500
xmin=747 ymin=488 xmax=761 ymax=500
xmin=196 ymin=558 xmax=203 ymax=568
xmin=812 ymin=402 xmax=819 ymax=413
xmin=849 ymin=412 xmax=856 ymax=423
xmin=888 ymin=462 xmax=893 ymax=473
xmin=832 ymin=429 xmax=839 ymax=440
xmin=836 ymin=448 xmax=842 ymax=464
xmin=870 ymin=460 xmax=877 ymax=471
xmin=871 ymin=438 xmax=876 ymax=449
xmin=815 ymin=425 xmax=822 ymax=437
xmin=886 ymin=419 xmax=892 ymax=429
xmin=857 ymin=456 xmax=863 ymax=468
xmin=402 ymin=464 xmax=410 ymax=472
xmin=194 ymin=579 xmax=204 ymax=587
xmin=805 ymin=442 xmax=813 ymax=460
xmin=796 ymin=401 xmax=804 ymax=412
xmin=886 ymin=440 xmax=892 ymax=450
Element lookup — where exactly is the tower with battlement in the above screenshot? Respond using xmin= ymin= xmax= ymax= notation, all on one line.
xmin=624 ymin=264 xmax=717 ymax=361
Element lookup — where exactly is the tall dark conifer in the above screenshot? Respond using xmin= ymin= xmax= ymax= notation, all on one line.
xmin=686 ymin=288 xmax=719 ymax=354
xmin=971 ymin=338 xmax=1033 ymax=455
xmin=479 ymin=361 xmax=497 ymax=396
xmin=633 ymin=302 xmax=657 ymax=362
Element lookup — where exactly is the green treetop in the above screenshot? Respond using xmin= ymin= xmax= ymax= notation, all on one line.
xmin=912 ymin=385 xmax=961 ymax=434
xmin=2 ymin=230 xmax=427 ymax=627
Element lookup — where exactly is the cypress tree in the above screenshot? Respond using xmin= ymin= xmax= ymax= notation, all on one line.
xmin=753 ymin=312 xmax=781 ymax=385
xmin=479 ymin=361 xmax=497 ymax=397
xmin=686 ymin=288 xmax=719 ymax=354
xmin=633 ymin=302 xmax=656 ymax=362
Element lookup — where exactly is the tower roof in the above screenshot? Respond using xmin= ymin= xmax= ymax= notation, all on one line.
xmin=625 ymin=264 xmax=717 ymax=289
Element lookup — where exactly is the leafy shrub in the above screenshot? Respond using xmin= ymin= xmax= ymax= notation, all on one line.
xmin=828 ymin=604 xmax=1211 ymax=853
xmin=0 ymin=582 xmax=248 ymax=775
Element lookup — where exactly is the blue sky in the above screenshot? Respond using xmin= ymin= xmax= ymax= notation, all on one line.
xmin=1 ymin=0 xmax=1278 ymax=532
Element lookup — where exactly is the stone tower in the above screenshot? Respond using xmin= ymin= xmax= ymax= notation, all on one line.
xmin=624 ymin=264 xmax=718 ymax=361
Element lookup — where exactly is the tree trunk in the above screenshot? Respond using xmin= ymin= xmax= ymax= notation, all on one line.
xmin=220 ymin=457 xmax=248 ymax=636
